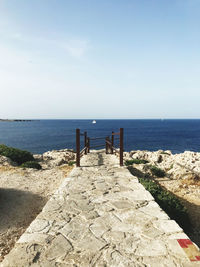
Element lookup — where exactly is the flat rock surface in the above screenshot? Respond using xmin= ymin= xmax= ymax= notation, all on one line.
xmin=1 ymin=151 xmax=200 ymax=266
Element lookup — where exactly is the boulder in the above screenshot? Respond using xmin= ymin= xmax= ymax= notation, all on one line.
xmin=0 ymin=155 xmax=16 ymax=166
xmin=41 ymin=149 xmax=75 ymax=168
xmin=126 ymin=149 xmax=200 ymax=182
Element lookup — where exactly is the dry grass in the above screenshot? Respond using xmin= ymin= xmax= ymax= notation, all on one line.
xmin=58 ymin=164 xmax=74 ymax=176
xmin=180 ymin=175 xmax=200 ymax=186
xmin=0 ymin=166 xmax=25 ymax=175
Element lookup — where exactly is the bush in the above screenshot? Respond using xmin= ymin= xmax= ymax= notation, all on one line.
xmin=161 ymin=152 xmax=170 ymax=155
xmin=137 ymin=176 xmax=190 ymax=231
xmin=68 ymin=161 xmax=76 ymax=166
xmin=0 ymin=144 xmax=34 ymax=165
xmin=20 ymin=161 xmax=42 ymax=170
xmin=125 ymin=159 xmax=149 ymax=166
xmin=150 ymin=165 xmax=165 ymax=177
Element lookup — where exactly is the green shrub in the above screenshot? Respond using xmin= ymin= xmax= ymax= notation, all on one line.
xmin=150 ymin=165 xmax=165 ymax=177
xmin=20 ymin=161 xmax=42 ymax=170
xmin=138 ymin=176 xmax=190 ymax=231
xmin=68 ymin=161 xmax=76 ymax=166
xmin=125 ymin=159 xmax=149 ymax=166
xmin=160 ymin=152 xmax=170 ymax=155
xmin=0 ymin=144 xmax=34 ymax=165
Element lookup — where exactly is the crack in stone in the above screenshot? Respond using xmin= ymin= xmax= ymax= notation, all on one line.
xmin=32 ymin=252 xmax=40 ymax=263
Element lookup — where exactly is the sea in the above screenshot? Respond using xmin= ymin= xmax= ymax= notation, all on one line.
xmin=0 ymin=119 xmax=200 ymax=154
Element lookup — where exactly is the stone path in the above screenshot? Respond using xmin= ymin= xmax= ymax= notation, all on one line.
xmin=1 ymin=150 xmax=200 ymax=267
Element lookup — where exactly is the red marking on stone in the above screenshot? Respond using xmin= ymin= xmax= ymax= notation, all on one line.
xmin=177 ymin=239 xmax=200 ymax=261
xmin=177 ymin=239 xmax=193 ymax=248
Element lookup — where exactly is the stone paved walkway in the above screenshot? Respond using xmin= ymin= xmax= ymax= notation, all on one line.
xmin=1 ymin=151 xmax=200 ymax=267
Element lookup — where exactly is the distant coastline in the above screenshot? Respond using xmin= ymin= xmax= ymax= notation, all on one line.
xmin=0 ymin=119 xmax=33 ymax=122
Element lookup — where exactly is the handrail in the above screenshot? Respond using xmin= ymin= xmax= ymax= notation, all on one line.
xmin=90 ymin=136 xmax=107 ymax=140
xmin=113 ymin=146 xmax=120 ymax=153
xmin=105 ymin=140 xmax=119 ymax=153
xmin=106 ymin=139 xmax=112 ymax=145
xmin=112 ymin=132 xmax=120 ymax=136
xmin=80 ymin=146 xmax=87 ymax=155
xmin=76 ymin=128 xmax=124 ymax=167
xmin=105 ymin=128 xmax=124 ymax=165
xmin=76 ymin=129 xmax=88 ymax=167
xmin=90 ymin=144 xmax=105 ymax=148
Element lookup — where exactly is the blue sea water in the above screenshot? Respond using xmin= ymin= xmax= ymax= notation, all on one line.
xmin=0 ymin=119 xmax=200 ymax=154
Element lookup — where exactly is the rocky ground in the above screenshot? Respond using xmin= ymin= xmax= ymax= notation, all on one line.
xmin=123 ymin=149 xmax=200 ymax=247
xmin=0 ymin=149 xmax=75 ymax=262
xmin=2 ymin=151 xmax=198 ymax=267
xmin=1 ymin=148 xmax=200 ymax=263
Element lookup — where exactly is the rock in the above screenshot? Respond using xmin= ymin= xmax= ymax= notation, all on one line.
xmin=1 ymin=151 xmax=196 ymax=266
xmin=135 ymin=239 xmax=167 ymax=256
xmin=54 ymin=158 xmax=67 ymax=166
xmin=41 ymin=149 xmax=75 ymax=168
xmin=165 ymin=150 xmax=172 ymax=155
xmin=0 ymin=155 xmax=16 ymax=166
xmin=127 ymin=149 xmax=200 ymax=184
xmin=157 ymin=154 xmax=163 ymax=163
xmin=33 ymin=154 xmax=43 ymax=161
xmin=130 ymin=150 xmax=169 ymax=165
xmin=45 ymin=234 xmax=72 ymax=260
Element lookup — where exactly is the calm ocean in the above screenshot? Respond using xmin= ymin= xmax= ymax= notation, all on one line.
xmin=0 ymin=119 xmax=200 ymax=154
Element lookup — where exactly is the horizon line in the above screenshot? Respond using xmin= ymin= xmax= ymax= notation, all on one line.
xmin=2 ymin=118 xmax=200 ymax=120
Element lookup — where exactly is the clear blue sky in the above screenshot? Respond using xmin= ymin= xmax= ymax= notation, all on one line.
xmin=0 ymin=0 xmax=200 ymax=119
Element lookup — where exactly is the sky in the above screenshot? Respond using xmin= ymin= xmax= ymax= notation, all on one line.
xmin=0 ymin=0 xmax=200 ymax=119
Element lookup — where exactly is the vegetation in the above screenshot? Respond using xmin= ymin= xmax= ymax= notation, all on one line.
xmin=160 ymin=152 xmax=170 ymax=155
xmin=68 ymin=161 xmax=76 ymax=166
xmin=0 ymin=144 xmax=34 ymax=165
xmin=138 ymin=176 xmax=190 ymax=231
xmin=125 ymin=159 xmax=149 ymax=166
xmin=0 ymin=144 xmax=42 ymax=170
xmin=150 ymin=165 xmax=165 ymax=177
xmin=20 ymin=161 xmax=42 ymax=170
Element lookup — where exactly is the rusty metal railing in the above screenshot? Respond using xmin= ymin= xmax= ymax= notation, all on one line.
xmin=76 ymin=128 xmax=124 ymax=167
xmin=105 ymin=128 xmax=124 ymax=166
xmin=76 ymin=129 xmax=88 ymax=167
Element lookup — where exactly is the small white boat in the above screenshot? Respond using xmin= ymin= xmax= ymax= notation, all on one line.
xmin=92 ymin=120 xmax=96 ymax=124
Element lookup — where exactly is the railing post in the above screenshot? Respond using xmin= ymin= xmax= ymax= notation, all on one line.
xmin=87 ymin=137 xmax=90 ymax=153
xmin=76 ymin=128 xmax=80 ymax=167
xmin=84 ymin=131 xmax=87 ymax=155
xmin=106 ymin=137 xmax=109 ymax=154
xmin=111 ymin=131 xmax=114 ymax=154
xmin=120 ymin=128 xmax=124 ymax=166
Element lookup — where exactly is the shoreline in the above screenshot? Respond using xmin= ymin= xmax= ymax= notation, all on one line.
xmin=0 ymin=119 xmax=34 ymax=122
xmin=26 ymin=148 xmax=200 ymax=156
